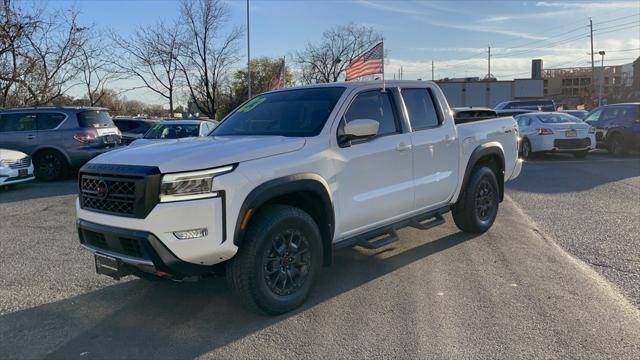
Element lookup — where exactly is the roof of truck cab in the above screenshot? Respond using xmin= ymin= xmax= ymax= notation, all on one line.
xmin=266 ymin=80 xmax=437 ymax=93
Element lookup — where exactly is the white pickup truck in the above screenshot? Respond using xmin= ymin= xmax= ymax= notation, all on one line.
xmin=76 ymin=81 xmax=522 ymax=314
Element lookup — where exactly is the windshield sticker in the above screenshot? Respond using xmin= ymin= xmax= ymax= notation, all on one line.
xmin=237 ymin=97 xmax=266 ymax=113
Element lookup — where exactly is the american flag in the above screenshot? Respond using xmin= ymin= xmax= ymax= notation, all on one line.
xmin=270 ymin=59 xmax=285 ymax=90
xmin=345 ymin=42 xmax=384 ymax=81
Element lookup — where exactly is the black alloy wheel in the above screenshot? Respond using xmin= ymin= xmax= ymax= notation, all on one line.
xmin=262 ymin=229 xmax=311 ymax=296
xmin=35 ymin=150 xmax=68 ymax=181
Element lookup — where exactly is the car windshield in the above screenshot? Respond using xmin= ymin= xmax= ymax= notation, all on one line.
xmin=144 ymin=123 xmax=200 ymax=139
xmin=212 ymin=87 xmax=346 ymax=137
xmin=536 ymin=113 xmax=578 ymax=123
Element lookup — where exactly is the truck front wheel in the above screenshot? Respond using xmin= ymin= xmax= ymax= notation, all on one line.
xmin=452 ymin=166 xmax=499 ymax=234
xmin=226 ymin=205 xmax=322 ymax=314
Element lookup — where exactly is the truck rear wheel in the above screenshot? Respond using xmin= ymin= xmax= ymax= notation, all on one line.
xmin=226 ymin=205 xmax=322 ymax=314
xmin=453 ymin=166 xmax=499 ymax=234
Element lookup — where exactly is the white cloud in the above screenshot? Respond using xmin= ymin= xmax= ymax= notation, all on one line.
xmin=480 ymin=10 xmax=573 ymax=22
xmin=535 ymin=1 xmax=639 ymax=9
xmin=356 ymin=0 xmax=421 ymax=15
xmin=421 ymin=20 xmax=547 ymax=40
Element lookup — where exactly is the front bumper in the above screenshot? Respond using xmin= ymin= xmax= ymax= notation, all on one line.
xmin=0 ymin=165 xmax=35 ymax=185
xmin=76 ymin=195 xmax=238 ymax=268
xmin=78 ymin=219 xmax=213 ymax=277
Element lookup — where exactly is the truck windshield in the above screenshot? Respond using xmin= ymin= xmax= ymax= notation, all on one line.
xmin=212 ymin=87 xmax=345 ymax=137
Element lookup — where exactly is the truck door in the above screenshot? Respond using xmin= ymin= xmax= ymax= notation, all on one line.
xmin=334 ymin=89 xmax=414 ymax=236
xmin=400 ymin=87 xmax=458 ymax=210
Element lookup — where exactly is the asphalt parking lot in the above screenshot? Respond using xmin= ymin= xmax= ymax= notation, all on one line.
xmin=1 ymin=153 xmax=639 ymax=359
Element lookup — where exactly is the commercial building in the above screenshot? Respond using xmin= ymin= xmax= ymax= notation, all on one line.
xmin=436 ymin=77 xmax=544 ymax=108
xmin=542 ymin=57 xmax=639 ymax=108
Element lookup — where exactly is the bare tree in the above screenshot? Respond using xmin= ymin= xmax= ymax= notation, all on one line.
xmin=110 ymin=21 xmax=182 ymax=113
xmin=179 ymin=0 xmax=242 ymax=119
xmin=75 ymin=31 xmax=122 ymax=106
xmin=18 ymin=7 xmax=88 ymax=105
xmin=295 ymin=23 xmax=382 ymax=84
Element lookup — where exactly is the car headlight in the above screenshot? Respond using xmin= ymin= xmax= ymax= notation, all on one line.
xmin=0 ymin=159 xmax=7 ymax=168
xmin=159 ymin=165 xmax=234 ymax=203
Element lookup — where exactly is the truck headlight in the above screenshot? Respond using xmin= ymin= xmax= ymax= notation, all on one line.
xmin=159 ymin=165 xmax=234 ymax=202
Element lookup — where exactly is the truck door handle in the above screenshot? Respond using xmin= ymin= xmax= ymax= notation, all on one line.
xmin=444 ymin=135 xmax=455 ymax=144
xmin=396 ymin=143 xmax=412 ymax=152
xmin=26 ymin=134 xmax=36 ymax=140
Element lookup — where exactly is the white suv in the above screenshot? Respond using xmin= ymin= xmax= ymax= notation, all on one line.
xmin=0 ymin=149 xmax=34 ymax=187
xmin=76 ymin=81 xmax=522 ymax=314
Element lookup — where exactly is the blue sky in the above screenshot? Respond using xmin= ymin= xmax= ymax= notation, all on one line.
xmin=32 ymin=0 xmax=640 ymax=104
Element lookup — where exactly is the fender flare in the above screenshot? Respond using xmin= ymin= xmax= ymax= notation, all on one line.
xmin=233 ymin=173 xmax=335 ymax=253
xmin=32 ymin=145 xmax=72 ymax=166
xmin=461 ymin=143 xmax=506 ymax=202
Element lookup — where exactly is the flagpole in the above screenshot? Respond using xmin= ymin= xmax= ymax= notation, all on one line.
xmin=382 ymin=40 xmax=385 ymax=92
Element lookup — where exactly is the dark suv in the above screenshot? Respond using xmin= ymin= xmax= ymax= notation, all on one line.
xmin=494 ymin=99 xmax=556 ymax=112
xmin=112 ymin=117 xmax=161 ymax=145
xmin=0 ymin=107 xmax=122 ymax=180
xmin=583 ymin=103 xmax=640 ymax=156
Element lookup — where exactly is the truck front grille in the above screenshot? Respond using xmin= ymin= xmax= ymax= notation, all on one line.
xmin=78 ymin=163 xmax=162 ymax=219
xmin=80 ymin=176 xmax=137 ymax=216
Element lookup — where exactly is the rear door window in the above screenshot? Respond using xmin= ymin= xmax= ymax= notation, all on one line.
xmin=0 ymin=113 xmax=36 ymax=132
xmin=77 ymin=110 xmax=114 ymax=128
xmin=401 ymin=88 xmax=440 ymax=130
xmin=113 ymin=120 xmax=134 ymax=132
xmin=36 ymin=113 xmax=66 ymax=130
xmin=344 ymin=90 xmax=399 ymax=136
xmin=583 ymin=109 xmax=602 ymax=123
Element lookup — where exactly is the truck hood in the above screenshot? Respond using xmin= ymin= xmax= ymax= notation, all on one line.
xmin=91 ymin=136 xmax=306 ymax=173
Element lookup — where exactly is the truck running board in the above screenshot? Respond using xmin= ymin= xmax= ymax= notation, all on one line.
xmin=409 ymin=213 xmax=445 ymax=230
xmin=355 ymin=228 xmax=399 ymax=249
xmin=335 ymin=206 xmax=449 ymax=251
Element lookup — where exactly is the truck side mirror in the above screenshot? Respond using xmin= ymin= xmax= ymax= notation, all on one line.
xmin=339 ymin=119 xmax=379 ymax=147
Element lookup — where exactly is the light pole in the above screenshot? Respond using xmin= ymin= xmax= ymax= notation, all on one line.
xmin=246 ymin=0 xmax=251 ymax=99
xmin=598 ymin=50 xmax=605 ymax=106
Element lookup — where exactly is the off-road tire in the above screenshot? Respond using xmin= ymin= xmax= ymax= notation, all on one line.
xmin=452 ymin=166 xmax=500 ymax=234
xmin=226 ymin=205 xmax=322 ymax=314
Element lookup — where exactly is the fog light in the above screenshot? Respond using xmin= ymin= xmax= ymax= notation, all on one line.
xmin=173 ymin=228 xmax=208 ymax=240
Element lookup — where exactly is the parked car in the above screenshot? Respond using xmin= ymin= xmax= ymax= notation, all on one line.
xmin=515 ymin=112 xmax=595 ymax=159
xmin=452 ymin=107 xmax=497 ymax=124
xmin=561 ymin=110 xmax=588 ymax=120
xmin=583 ymin=103 xmax=640 ymax=156
xmin=76 ymin=80 xmax=522 ymax=314
xmin=113 ymin=117 xmax=161 ymax=145
xmin=495 ymin=109 xmax=535 ymax=117
xmin=495 ymin=99 xmax=556 ymax=112
xmin=0 ymin=107 xmax=122 ymax=181
xmin=0 ymin=148 xmax=34 ymax=187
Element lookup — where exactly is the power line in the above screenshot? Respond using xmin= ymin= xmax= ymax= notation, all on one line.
xmin=596 ymin=24 xmax=640 ymax=36
xmin=592 ymin=13 xmax=640 ymax=26
xmin=593 ymin=20 xmax=640 ymax=32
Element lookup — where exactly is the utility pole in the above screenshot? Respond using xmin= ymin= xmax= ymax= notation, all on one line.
xmin=246 ymin=0 xmax=251 ymax=99
xmin=589 ymin=18 xmax=595 ymax=102
xmin=598 ymin=51 xmax=606 ymax=106
xmin=487 ymin=45 xmax=491 ymax=79
xmin=431 ymin=60 xmax=434 ymax=81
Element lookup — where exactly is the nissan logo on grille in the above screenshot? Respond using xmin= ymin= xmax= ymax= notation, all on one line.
xmin=96 ymin=180 xmax=109 ymax=199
